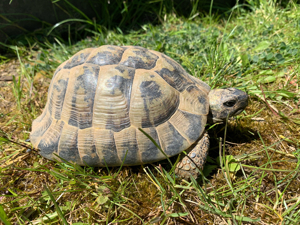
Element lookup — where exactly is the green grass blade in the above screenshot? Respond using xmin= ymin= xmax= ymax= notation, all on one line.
xmin=139 ymin=128 xmax=173 ymax=167
xmin=0 ymin=205 xmax=11 ymax=225
xmin=44 ymin=185 xmax=68 ymax=225
xmin=47 ymin=18 xmax=93 ymax=35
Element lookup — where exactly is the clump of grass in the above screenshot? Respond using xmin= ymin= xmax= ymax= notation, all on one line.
xmin=1 ymin=0 xmax=300 ymax=224
xmin=1 ymin=0 xmax=237 ymax=53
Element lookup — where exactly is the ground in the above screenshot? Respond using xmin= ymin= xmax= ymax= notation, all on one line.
xmin=0 ymin=1 xmax=300 ymax=224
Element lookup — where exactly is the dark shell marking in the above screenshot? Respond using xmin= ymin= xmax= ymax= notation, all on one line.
xmin=78 ymin=128 xmax=101 ymax=166
xmin=58 ymin=124 xmax=80 ymax=163
xmin=49 ymin=78 xmax=68 ymax=120
xmin=136 ymin=127 xmax=164 ymax=163
xmin=93 ymin=129 xmax=120 ymax=166
xmin=130 ymin=69 xmax=180 ymax=128
xmin=120 ymin=47 xmax=158 ymax=69
xmin=157 ymin=121 xmax=190 ymax=157
xmin=38 ymin=120 xmax=65 ymax=159
xmin=114 ymin=127 xmax=140 ymax=165
xmin=68 ymin=65 xmax=99 ymax=129
xmin=63 ymin=48 xmax=94 ymax=69
xmin=169 ymin=109 xmax=206 ymax=143
xmin=155 ymin=55 xmax=193 ymax=92
xmin=86 ymin=46 xmax=125 ymax=66
xmin=30 ymin=111 xmax=53 ymax=145
xmin=30 ymin=45 xmax=210 ymax=166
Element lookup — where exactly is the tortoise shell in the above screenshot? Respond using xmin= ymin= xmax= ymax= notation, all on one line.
xmin=30 ymin=45 xmax=211 ymax=166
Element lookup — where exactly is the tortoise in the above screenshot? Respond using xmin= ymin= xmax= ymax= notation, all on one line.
xmin=30 ymin=45 xmax=248 ymax=179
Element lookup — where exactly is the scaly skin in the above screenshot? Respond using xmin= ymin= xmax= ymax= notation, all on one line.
xmin=175 ymin=132 xmax=210 ymax=180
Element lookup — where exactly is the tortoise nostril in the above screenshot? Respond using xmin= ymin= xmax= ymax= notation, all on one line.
xmin=223 ymin=100 xmax=236 ymax=107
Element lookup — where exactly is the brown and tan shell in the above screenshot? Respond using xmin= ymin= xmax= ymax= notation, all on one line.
xmin=30 ymin=45 xmax=211 ymax=166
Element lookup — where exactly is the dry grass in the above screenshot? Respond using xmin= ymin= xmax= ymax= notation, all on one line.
xmin=0 ymin=0 xmax=300 ymax=224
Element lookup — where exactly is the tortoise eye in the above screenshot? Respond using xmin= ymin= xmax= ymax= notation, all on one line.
xmin=224 ymin=100 xmax=236 ymax=107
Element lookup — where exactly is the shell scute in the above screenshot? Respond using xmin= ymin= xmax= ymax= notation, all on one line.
xmin=60 ymin=64 xmax=100 ymax=129
xmin=154 ymin=54 xmax=193 ymax=92
xmin=86 ymin=45 xmax=125 ymax=66
xmin=78 ymin=128 xmax=100 ymax=166
xmin=93 ymin=129 xmax=120 ymax=166
xmin=38 ymin=120 xmax=65 ymax=159
xmin=47 ymin=69 xmax=69 ymax=120
xmin=187 ymin=74 xmax=210 ymax=94
xmin=136 ymin=127 xmax=164 ymax=164
xmin=57 ymin=124 xmax=80 ymax=163
xmin=52 ymin=60 xmax=67 ymax=80
xmin=140 ymin=80 xmax=162 ymax=101
xmin=63 ymin=48 xmax=94 ymax=69
xmin=130 ymin=69 xmax=180 ymax=128
xmin=92 ymin=65 xmax=134 ymax=132
xmin=120 ymin=47 xmax=159 ymax=69
xmin=179 ymin=85 xmax=209 ymax=116
xmin=30 ymin=111 xmax=53 ymax=147
xmin=156 ymin=121 xmax=190 ymax=157
xmin=169 ymin=109 xmax=206 ymax=143
xmin=114 ymin=126 xmax=140 ymax=165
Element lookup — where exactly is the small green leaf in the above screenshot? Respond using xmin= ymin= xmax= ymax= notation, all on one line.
xmin=275 ymin=53 xmax=283 ymax=60
xmin=221 ymin=155 xmax=241 ymax=173
xmin=96 ymin=195 xmax=109 ymax=205
xmin=69 ymin=180 xmax=76 ymax=185
xmin=275 ymin=70 xmax=286 ymax=77
xmin=292 ymin=49 xmax=298 ymax=55
xmin=31 ymin=212 xmax=59 ymax=224
xmin=266 ymin=53 xmax=274 ymax=60
xmin=278 ymin=111 xmax=289 ymax=119
xmin=290 ymin=109 xmax=300 ymax=114
xmin=262 ymin=76 xmax=276 ymax=83
xmin=254 ymin=41 xmax=271 ymax=51
xmin=259 ymin=70 xmax=273 ymax=75
xmin=228 ymin=162 xmax=241 ymax=173
xmin=7 ymin=189 xmax=17 ymax=197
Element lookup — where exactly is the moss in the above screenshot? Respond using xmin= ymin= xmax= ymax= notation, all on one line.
xmin=1 ymin=4 xmax=300 ymax=222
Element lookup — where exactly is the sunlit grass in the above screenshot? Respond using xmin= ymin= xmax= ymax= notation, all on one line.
xmin=0 ymin=0 xmax=300 ymax=224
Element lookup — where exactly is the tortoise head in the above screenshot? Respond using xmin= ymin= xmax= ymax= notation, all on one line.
xmin=208 ymin=88 xmax=248 ymax=123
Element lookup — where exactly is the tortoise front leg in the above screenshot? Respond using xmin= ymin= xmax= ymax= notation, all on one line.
xmin=175 ymin=132 xmax=210 ymax=180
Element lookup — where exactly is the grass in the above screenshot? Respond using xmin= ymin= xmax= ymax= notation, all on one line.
xmin=0 ymin=0 xmax=236 ymax=52
xmin=1 ymin=0 xmax=300 ymax=224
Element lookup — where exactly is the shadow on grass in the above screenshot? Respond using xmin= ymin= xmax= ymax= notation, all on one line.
xmin=0 ymin=0 xmax=245 ymax=53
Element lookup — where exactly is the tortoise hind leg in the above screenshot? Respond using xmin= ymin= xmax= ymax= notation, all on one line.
xmin=175 ymin=132 xmax=209 ymax=180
